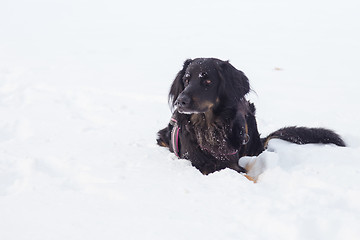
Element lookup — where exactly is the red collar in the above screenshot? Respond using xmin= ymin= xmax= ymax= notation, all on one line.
xmin=170 ymin=118 xmax=180 ymax=157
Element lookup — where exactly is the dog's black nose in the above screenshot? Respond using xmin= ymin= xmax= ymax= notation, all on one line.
xmin=175 ymin=95 xmax=191 ymax=107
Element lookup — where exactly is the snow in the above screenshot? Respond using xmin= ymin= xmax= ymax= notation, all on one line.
xmin=1 ymin=0 xmax=360 ymax=239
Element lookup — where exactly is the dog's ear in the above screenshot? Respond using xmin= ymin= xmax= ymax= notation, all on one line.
xmin=216 ymin=60 xmax=250 ymax=103
xmin=169 ymin=59 xmax=193 ymax=109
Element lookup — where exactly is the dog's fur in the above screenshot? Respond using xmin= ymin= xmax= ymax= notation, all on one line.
xmin=157 ymin=58 xmax=345 ymax=175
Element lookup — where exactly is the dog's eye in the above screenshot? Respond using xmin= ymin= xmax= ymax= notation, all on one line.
xmin=183 ymin=73 xmax=191 ymax=86
xmin=203 ymin=79 xmax=212 ymax=86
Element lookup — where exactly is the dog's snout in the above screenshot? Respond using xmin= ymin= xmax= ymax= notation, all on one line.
xmin=175 ymin=95 xmax=191 ymax=107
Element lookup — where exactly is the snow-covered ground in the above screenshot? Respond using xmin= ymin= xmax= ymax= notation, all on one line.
xmin=1 ymin=0 xmax=360 ymax=239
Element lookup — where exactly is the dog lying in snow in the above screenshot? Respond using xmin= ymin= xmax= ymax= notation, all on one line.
xmin=157 ymin=58 xmax=345 ymax=176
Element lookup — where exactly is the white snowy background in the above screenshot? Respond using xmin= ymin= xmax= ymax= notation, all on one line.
xmin=1 ymin=0 xmax=360 ymax=239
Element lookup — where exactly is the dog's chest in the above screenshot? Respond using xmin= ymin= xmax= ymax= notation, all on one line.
xmin=191 ymin=119 xmax=237 ymax=160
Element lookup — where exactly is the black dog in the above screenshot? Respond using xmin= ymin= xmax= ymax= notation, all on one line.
xmin=157 ymin=58 xmax=345 ymax=175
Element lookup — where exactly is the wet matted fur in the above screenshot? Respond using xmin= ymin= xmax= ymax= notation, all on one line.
xmin=157 ymin=58 xmax=345 ymax=175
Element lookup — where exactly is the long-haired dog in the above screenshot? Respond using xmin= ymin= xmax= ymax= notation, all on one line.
xmin=157 ymin=58 xmax=345 ymax=175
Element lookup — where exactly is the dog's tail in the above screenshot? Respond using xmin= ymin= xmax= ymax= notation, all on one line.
xmin=262 ymin=126 xmax=346 ymax=148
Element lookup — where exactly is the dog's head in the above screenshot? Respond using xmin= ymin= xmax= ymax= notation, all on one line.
xmin=169 ymin=58 xmax=250 ymax=114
